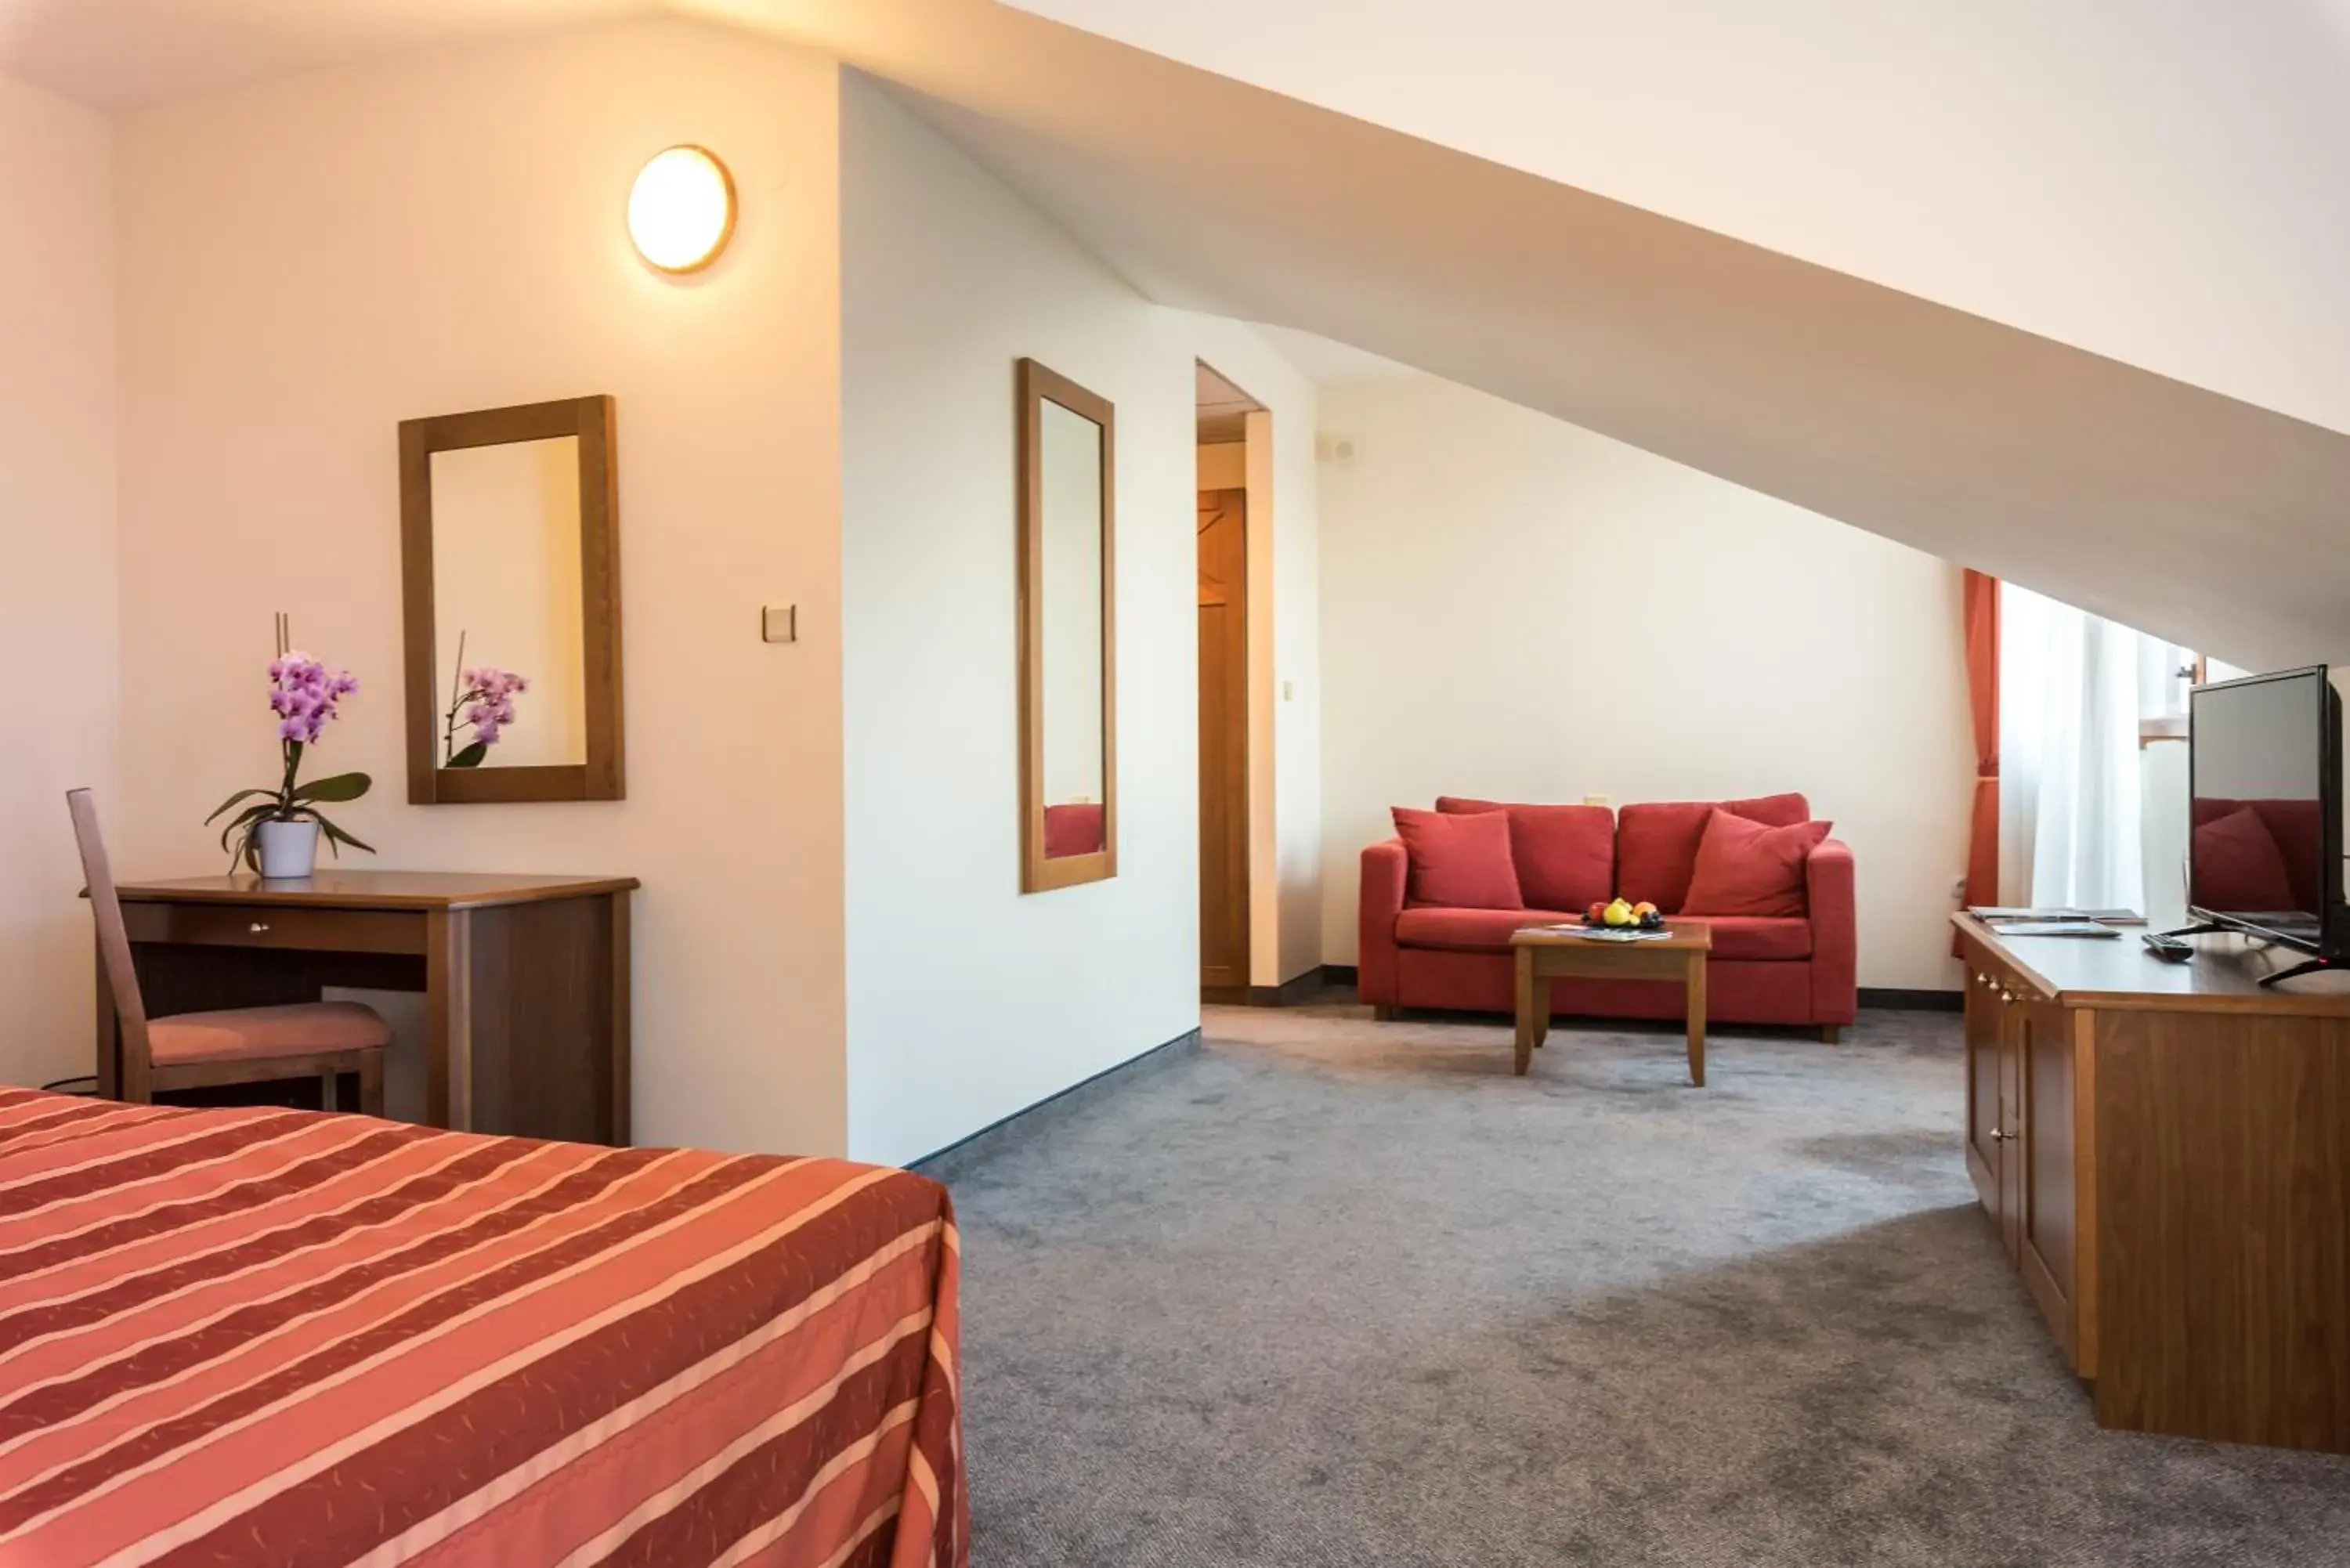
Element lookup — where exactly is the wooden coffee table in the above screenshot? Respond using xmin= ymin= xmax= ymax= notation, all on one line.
xmin=1507 ymin=921 xmax=1713 ymax=1084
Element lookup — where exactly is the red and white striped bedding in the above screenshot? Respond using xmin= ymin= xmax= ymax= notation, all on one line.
xmin=0 ymin=1088 xmax=966 ymax=1568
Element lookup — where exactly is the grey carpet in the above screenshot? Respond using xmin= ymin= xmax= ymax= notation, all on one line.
xmin=926 ymin=1004 xmax=2350 ymax=1566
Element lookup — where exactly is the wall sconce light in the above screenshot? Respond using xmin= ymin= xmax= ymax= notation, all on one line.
xmin=627 ymin=145 xmax=736 ymax=274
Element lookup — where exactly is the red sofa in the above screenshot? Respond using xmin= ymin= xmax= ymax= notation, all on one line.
xmin=1358 ymin=793 xmax=1856 ymax=1038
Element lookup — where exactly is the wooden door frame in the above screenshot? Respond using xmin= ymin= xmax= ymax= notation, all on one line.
xmin=1198 ymin=484 xmax=1251 ymax=997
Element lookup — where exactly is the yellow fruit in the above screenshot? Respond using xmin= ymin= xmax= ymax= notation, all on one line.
xmin=1603 ymin=898 xmax=1635 ymax=927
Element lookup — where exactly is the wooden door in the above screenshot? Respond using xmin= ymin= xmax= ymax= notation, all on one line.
xmin=1198 ymin=490 xmax=1249 ymax=992
xmin=2016 ymin=995 xmax=2080 ymax=1364
xmin=1963 ymin=970 xmax=2004 ymax=1215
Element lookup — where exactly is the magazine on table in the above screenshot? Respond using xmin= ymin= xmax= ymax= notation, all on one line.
xmin=1968 ymin=906 xmax=2145 ymax=926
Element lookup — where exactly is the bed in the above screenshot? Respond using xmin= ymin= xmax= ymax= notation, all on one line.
xmin=0 ymin=1088 xmax=966 ymax=1568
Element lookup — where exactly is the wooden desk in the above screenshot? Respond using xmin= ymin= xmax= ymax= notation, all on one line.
xmin=1953 ymin=913 xmax=2350 ymax=1454
xmin=1509 ymin=923 xmax=1712 ymax=1083
xmin=102 ymin=872 xmax=637 ymax=1144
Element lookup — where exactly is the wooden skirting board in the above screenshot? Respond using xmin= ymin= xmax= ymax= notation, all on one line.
xmin=1203 ymin=968 xmax=1336 ymax=1008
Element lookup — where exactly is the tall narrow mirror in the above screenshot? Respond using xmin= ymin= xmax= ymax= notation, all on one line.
xmin=400 ymin=396 xmax=624 ymax=804
xmin=1018 ymin=359 xmax=1116 ymax=891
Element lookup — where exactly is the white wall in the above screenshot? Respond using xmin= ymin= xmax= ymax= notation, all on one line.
xmin=839 ymin=75 xmax=1193 ymax=1165
xmin=110 ymin=22 xmax=850 ymax=1156
xmin=0 ymin=74 xmax=118 ymax=1090
xmin=1318 ymin=374 xmax=1972 ymax=991
xmin=838 ymin=76 xmax=1321 ymax=1165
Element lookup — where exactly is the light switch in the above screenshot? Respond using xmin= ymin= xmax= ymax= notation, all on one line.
xmin=1281 ymin=680 xmax=1294 ymax=702
xmin=761 ymin=605 xmax=797 ymax=644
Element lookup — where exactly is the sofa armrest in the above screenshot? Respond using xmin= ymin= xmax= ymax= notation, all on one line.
xmin=1806 ymin=838 xmax=1857 ymax=1024
xmin=1358 ymin=839 xmax=1408 ymax=1006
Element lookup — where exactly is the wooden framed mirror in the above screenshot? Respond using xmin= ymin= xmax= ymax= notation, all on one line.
xmin=399 ymin=395 xmax=624 ymax=804
xmin=1017 ymin=359 xmax=1116 ymax=892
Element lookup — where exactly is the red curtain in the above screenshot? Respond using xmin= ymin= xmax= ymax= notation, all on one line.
xmin=1960 ymin=570 xmax=2001 ymax=934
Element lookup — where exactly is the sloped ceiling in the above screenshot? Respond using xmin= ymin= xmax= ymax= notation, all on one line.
xmin=1000 ymin=0 xmax=2350 ymax=439
xmin=707 ymin=0 xmax=2350 ymax=670
xmin=8 ymin=0 xmax=2348 ymax=667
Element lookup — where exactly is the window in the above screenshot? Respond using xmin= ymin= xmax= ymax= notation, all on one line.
xmin=1998 ymin=584 xmax=2194 ymax=912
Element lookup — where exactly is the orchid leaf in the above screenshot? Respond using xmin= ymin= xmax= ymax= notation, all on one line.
xmin=446 ymin=742 xmax=488 ymax=769
xmin=205 ymin=788 xmax=277 ymax=824
xmin=215 ymin=802 xmax=276 ymax=855
xmin=292 ymin=771 xmax=371 ymax=804
xmin=314 ymin=815 xmax=376 ymax=856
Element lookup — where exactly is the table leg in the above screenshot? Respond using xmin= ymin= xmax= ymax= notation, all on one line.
xmin=1686 ymin=952 xmax=1708 ymax=1087
xmin=609 ymin=891 xmax=633 ymax=1147
xmin=424 ymin=908 xmax=474 ymax=1131
xmin=1513 ymin=947 xmax=1536 ymax=1075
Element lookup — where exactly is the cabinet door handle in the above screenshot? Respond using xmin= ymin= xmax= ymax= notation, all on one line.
xmin=1990 ymin=1127 xmax=2012 ymax=1141
xmin=248 ymin=922 xmax=270 ymax=934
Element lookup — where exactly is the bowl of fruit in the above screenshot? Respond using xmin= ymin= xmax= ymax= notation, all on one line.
xmin=1584 ymin=898 xmax=1665 ymax=931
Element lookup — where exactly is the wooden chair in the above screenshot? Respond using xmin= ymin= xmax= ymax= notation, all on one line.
xmin=67 ymin=789 xmax=388 ymax=1115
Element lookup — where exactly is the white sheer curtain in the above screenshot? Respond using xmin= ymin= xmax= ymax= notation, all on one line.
xmin=1998 ymin=585 xmax=2193 ymax=912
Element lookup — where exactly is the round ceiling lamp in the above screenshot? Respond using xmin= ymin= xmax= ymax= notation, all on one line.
xmin=627 ymin=145 xmax=736 ymax=274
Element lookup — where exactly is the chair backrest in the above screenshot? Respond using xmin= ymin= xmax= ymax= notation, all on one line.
xmin=65 ymin=789 xmax=152 ymax=1092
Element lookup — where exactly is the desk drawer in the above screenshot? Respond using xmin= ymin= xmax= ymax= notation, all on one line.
xmin=123 ymin=902 xmax=426 ymax=956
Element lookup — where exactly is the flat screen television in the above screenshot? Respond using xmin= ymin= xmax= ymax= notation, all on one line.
xmin=2186 ymin=665 xmax=2344 ymax=975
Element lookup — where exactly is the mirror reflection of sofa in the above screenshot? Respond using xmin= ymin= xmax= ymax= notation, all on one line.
xmin=1358 ymin=793 xmax=1856 ymax=1034
xmin=2189 ymin=797 xmax=2321 ymax=916
xmin=1043 ymin=801 xmax=1107 ymax=858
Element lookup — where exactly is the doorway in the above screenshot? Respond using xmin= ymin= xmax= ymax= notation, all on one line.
xmin=1197 ymin=362 xmax=1263 ymax=996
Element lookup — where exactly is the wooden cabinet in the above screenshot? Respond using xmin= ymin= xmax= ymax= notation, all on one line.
xmin=1962 ymin=967 xmax=2004 ymax=1212
xmin=1961 ymin=960 xmax=2080 ymax=1365
xmin=1953 ymin=915 xmax=2350 ymax=1453
xmin=2013 ymin=992 xmax=2078 ymax=1364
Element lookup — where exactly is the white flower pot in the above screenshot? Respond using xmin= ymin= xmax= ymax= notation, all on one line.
xmin=255 ymin=819 xmax=320 ymax=879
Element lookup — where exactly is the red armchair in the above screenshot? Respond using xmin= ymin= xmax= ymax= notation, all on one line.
xmin=1358 ymin=794 xmax=1857 ymax=1037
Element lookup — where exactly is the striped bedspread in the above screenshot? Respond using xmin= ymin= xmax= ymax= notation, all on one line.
xmin=0 ymin=1088 xmax=966 ymax=1568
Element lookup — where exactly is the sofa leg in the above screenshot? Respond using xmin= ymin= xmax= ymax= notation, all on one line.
xmin=1373 ymin=1005 xmax=1397 ymax=1023
xmin=1820 ymin=1024 xmax=1842 ymax=1046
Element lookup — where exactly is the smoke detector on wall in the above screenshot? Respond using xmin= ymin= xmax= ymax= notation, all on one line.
xmin=1316 ymin=432 xmax=1358 ymax=466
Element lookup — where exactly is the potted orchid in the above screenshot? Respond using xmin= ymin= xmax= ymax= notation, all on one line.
xmin=206 ymin=638 xmax=374 ymax=878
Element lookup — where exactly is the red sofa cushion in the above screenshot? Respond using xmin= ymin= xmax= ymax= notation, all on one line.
xmin=1436 ymin=798 xmax=1614 ymax=912
xmin=1687 ymin=915 xmax=1813 ymax=961
xmin=1618 ymin=793 xmax=1809 ymax=912
xmin=1682 ymin=811 xmax=1832 ymax=918
xmin=2192 ymin=804 xmax=2298 ymax=913
xmin=1392 ymin=807 xmax=1521 ymax=909
xmin=1395 ymin=907 xmax=1578 ymax=952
